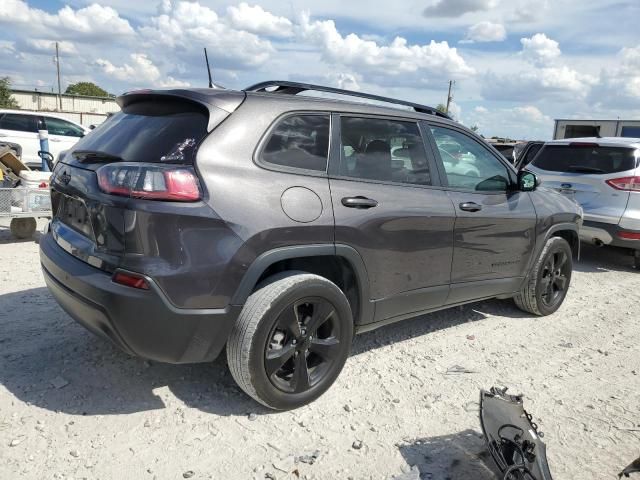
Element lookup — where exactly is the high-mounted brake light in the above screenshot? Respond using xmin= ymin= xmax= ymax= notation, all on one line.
xmin=569 ymin=142 xmax=599 ymax=147
xmin=97 ymin=163 xmax=201 ymax=201
xmin=606 ymin=176 xmax=640 ymax=192
xmin=113 ymin=271 xmax=150 ymax=290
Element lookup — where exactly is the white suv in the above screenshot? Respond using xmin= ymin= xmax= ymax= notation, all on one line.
xmin=0 ymin=110 xmax=89 ymax=168
xmin=527 ymin=137 xmax=640 ymax=267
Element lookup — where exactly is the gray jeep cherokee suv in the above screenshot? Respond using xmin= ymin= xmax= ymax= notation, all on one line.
xmin=40 ymin=81 xmax=582 ymax=409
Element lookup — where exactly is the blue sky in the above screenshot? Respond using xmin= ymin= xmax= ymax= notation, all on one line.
xmin=1 ymin=0 xmax=640 ymax=139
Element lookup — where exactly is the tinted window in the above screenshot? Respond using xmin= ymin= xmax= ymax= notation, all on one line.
xmin=431 ymin=126 xmax=510 ymax=191
xmin=45 ymin=117 xmax=85 ymax=137
xmin=339 ymin=117 xmax=431 ymax=185
xmin=68 ymin=100 xmax=208 ymax=164
xmin=531 ymin=145 xmax=638 ymax=174
xmin=0 ymin=114 xmax=37 ymax=133
xmin=262 ymin=115 xmax=329 ymax=171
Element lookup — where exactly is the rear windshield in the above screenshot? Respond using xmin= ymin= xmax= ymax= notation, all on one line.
xmin=531 ymin=145 xmax=638 ymax=174
xmin=70 ymin=100 xmax=209 ymax=164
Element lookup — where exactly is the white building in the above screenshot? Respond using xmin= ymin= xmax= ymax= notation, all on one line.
xmin=10 ymin=89 xmax=121 ymax=127
xmin=553 ymin=119 xmax=640 ymax=139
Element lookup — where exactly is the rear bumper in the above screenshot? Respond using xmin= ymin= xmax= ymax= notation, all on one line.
xmin=40 ymin=233 xmax=240 ymax=363
xmin=580 ymin=220 xmax=640 ymax=250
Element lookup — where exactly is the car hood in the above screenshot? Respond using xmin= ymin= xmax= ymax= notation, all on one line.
xmin=480 ymin=387 xmax=553 ymax=480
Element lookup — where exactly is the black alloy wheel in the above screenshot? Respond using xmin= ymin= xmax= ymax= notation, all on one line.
xmin=265 ymin=298 xmax=342 ymax=394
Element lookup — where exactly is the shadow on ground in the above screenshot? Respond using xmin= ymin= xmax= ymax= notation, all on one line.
xmin=397 ymin=429 xmax=499 ymax=479
xmin=574 ymin=243 xmax=637 ymax=273
xmin=0 ymin=286 xmax=522 ymax=419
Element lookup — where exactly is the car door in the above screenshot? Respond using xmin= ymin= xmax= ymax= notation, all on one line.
xmin=426 ymin=123 xmax=537 ymax=304
xmin=329 ymin=114 xmax=456 ymax=324
xmin=0 ymin=113 xmax=40 ymax=165
xmin=43 ymin=116 xmax=85 ymax=160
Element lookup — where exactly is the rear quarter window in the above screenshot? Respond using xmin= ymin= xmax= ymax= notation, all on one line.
xmin=532 ymin=145 xmax=638 ymax=174
xmin=69 ymin=100 xmax=209 ymax=164
xmin=260 ymin=114 xmax=330 ymax=172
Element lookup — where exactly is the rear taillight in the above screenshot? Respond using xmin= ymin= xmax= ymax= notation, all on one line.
xmin=606 ymin=176 xmax=640 ymax=192
xmin=113 ymin=271 xmax=150 ymax=290
xmin=97 ymin=163 xmax=201 ymax=201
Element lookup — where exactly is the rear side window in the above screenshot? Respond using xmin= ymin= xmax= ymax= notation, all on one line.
xmin=0 ymin=113 xmax=38 ymax=133
xmin=532 ymin=145 xmax=638 ymax=174
xmin=44 ymin=117 xmax=85 ymax=137
xmin=261 ymin=114 xmax=330 ymax=172
xmin=339 ymin=117 xmax=432 ymax=185
xmin=69 ymin=100 xmax=209 ymax=164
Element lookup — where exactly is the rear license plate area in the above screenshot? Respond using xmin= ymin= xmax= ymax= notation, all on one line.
xmin=55 ymin=193 xmax=94 ymax=239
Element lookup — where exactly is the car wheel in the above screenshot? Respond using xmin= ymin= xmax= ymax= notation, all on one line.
xmin=227 ymin=272 xmax=354 ymax=410
xmin=10 ymin=217 xmax=37 ymax=239
xmin=514 ymin=237 xmax=572 ymax=316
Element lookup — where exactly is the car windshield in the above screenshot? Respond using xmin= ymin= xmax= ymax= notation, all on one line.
xmin=532 ymin=144 xmax=638 ymax=174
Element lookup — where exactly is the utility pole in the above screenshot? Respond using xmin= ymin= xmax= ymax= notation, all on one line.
xmin=55 ymin=42 xmax=62 ymax=111
xmin=445 ymin=80 xmax=455 ymax=114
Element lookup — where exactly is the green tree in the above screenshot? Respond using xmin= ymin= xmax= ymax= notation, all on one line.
xmin=65 ymin=81 xmax=111 ymax=97
xmin=0 ymin=77 xmax=19 ymax=108
xmin=436 ymin=103 xmax=447 ymax=114
xmin=470 ymin=125 xmax=479 ymax=132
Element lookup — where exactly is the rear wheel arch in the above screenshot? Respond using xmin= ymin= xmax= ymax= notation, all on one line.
xmin=231 ymin=245 xmax=372 ymax=325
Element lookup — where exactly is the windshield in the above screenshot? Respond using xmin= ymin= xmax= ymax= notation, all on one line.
xmin=532 ymin=145 xmax=638 ymax=174
xmin=69 ymin=100 xmax=209 ymax=164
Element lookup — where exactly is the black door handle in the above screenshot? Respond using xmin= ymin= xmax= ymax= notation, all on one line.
xmin=341 ymin=196 xmax=378 ymax=209
xmin=459 ymin=202 xmax=482 ymax=212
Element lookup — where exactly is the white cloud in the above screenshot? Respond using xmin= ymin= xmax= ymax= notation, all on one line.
xmin=520 ymin=33 xmax=561 ymax=66
xmin=139 ymin=1 xmax=274 ymax=70
xmin=466 ymin=104 xmax=553 ymax=139
xmin=96 ymin=53 xmax=190 ymax=88
xmin=227 ymin=2 xmax=293 ymax=38
xmin=0 ymin=0 xmax=134 ymax=40
xmin=461 ymin=21 xmax=506 ymax=43
xmin=423 ymin=0 xmax=497 ymax=18
xmin=326 ymin=72 xmax=361 ymax=90
xmin=24 ymin=39 xmax=77 ymax=55
xmin=299 ymin=12 xmax=474 ymax=87
xmin=589 ymin=45 xmax=640 ymax=109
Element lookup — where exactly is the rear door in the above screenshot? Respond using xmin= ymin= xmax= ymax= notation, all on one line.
xmin=427 ymin=123 xmax=537 ymax=303
xmin=528 ymin=143 xmax=638 ymax=224
xmin=0 ymin=113 xmax=40 ymax=165
xmin=329 ymin=114 xmax=455 ymax=323
xmin=43 ymin=116 xmax=86 ymax=160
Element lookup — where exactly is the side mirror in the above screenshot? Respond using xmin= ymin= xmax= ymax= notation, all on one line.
xmin=518 ymin=170 xmax=538 ymax=192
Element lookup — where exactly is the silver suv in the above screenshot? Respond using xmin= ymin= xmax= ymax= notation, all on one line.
xmin=527 ymin=137 xmax=640 ymax=267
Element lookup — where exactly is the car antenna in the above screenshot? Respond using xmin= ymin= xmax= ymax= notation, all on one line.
xmin=204 ymin=47 xmax=213 ymax=88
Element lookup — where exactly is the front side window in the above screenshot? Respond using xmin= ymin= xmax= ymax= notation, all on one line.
xmin=261 ymin=114 xmax=330 ymax=171
xmin=431 ymin=126 xmax=510 ymax=191
xmin=45 ymin=117 xmax=85 ymax=137
xmin=339 ymin=117 xmax=431 ymax=185
xmin=0 ymin=114 xmax=38 ymax=133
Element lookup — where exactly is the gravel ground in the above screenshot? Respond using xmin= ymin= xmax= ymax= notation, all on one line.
xmin=1 ymin=219 xmax=639 ymax=480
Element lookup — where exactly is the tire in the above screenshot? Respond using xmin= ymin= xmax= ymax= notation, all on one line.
xmin=514 ymin=237 xmax=572 ymax=316
xmin=10 ymin=217 xmax=37 ymax=239
xmin=227 ymin=272 xmax=353 ymax=410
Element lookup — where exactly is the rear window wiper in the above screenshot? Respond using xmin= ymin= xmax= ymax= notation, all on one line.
xmin=72 ymin=150 xmax=124 ymax=163
xmin=566 ymin=165 xmax=606 ymax=173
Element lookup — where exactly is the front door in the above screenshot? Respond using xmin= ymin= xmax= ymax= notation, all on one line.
xmin=329 ymin=115 xmax=456 ymax=323
xmin=427 ymin=123 xmax=537 ymax=304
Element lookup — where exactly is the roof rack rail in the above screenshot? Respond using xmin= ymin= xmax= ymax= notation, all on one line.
xmin=245 ymin=80 xmax=451 ymax=119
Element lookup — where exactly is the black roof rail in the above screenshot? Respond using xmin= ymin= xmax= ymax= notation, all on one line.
xmin=245 ymin=80 xmax=451 ymax=119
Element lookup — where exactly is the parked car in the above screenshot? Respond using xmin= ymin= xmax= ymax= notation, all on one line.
xmin=0 ymin=110 xmax=89 ymax=168
xmin=39 ymin=81 xmax=582 ymax=409
xmin=527 ymin=137 xmax=640 ymax=268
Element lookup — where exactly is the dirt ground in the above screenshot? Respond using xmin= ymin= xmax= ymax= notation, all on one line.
xmin=1 ymin=218 xmax=639 ymax=480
